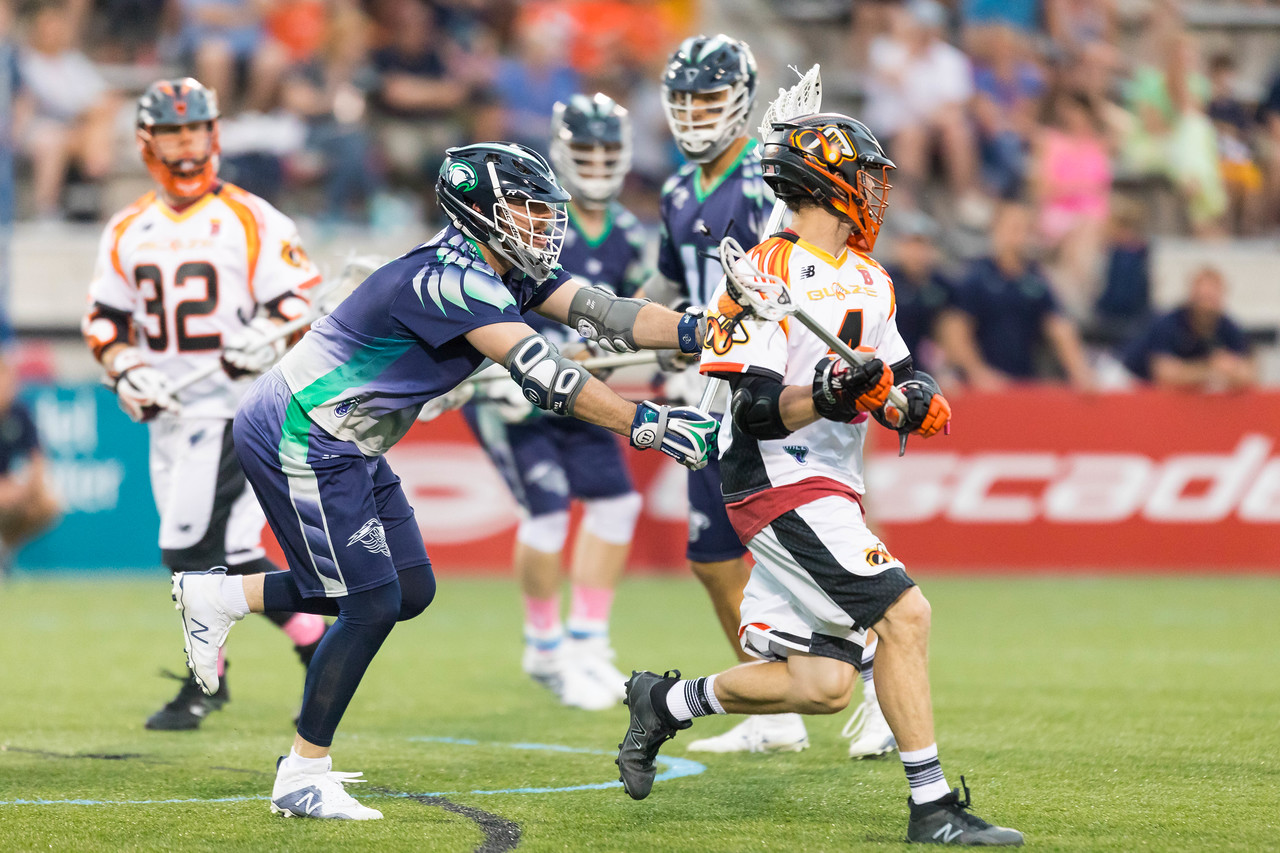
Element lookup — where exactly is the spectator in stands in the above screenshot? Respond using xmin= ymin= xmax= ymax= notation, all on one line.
xmin=863 ymin=0 xmax=985 ymax=220
xmin=1206 ymin=53 xmax=1263 ymax=235
xmin=492 ymin=12 xmax=579 ymax=154
xmin=970 ymin=24 xmax=1044 ymax=200
xmin=280 ymin=4 xmax=380 ymax=223
xmin=17 ymin=0 xmax=118 ymax=220
xmin=1122 ymin=266 xmax=1255 ymax=391
xmin=1 ymin=2 xmax=30 ymax=230
xmin=1092 ymin=196 xmax=1152 ymax=345
xmin=0 ymin=353 xmax=61 ymax=575
xmin=369 ymin=0 xmax=467 ymax=188
xmin=936 ymin=201 xmax=1095 ymax=389
xmin=177 ymin=0 xmax=289 ymax=114
xmin=1043 ymin=0 xmax=1117 ymax=56
xmin=1031 ymin=87 xmax=1112 ymax=317
xmin=883 ymin=211 xmax=952 ymax=373
xmin=1120 ymin=14 xmax=1226 ymax=236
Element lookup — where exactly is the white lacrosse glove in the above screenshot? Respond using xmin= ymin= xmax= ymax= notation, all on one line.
xmin=629 ymin=400 xmax=717 ymax=470
xmin=112 ymin=348 xmax=181 ymax=422
xmin=661 ymin=364 xmax=708 ymax=406
xmin=221 ymin=317 xmax=286 ymax=379
xmin=417 ymin=383 xmax=476 ymax=423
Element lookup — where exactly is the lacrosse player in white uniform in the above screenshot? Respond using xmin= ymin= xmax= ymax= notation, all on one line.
xmin=616 ymin=113 xmax=1023 ymax=846
xmin=81 ymin=78 xmax=329 ymax=730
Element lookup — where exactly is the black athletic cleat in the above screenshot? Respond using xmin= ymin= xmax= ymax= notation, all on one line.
xmin=906 ymin=778 xmax=1023 ymax=846
xmin=144 ymin=669 xmax=229 ymax=731
xmin=616 ymin=670 xmax=690 ymax=800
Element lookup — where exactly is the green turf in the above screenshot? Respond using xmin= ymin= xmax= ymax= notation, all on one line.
xmin=1 ymin=574 xmax=1277 ymax=851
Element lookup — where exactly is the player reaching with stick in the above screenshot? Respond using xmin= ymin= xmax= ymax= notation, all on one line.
xmin=655 ymin=34 xmax=810 ymax=754
xmin=82 ymin=78 xmax=329 ymax=731
xmin=168 ymin=141 xmax=718 ymax=820
xmin=615 ymin=113 xmax=1024 ymax=846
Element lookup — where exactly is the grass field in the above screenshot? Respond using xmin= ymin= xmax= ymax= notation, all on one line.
xmin=1 ymin=574 xmax=1277 ymax=852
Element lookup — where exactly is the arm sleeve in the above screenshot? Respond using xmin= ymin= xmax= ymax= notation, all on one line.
xmin=391 ymin=261 xmax=527 ymax=348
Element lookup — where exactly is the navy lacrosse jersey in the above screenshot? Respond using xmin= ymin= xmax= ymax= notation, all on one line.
xmin=657 ymin=139 xmax=772 ymax=307
xmin=528 ymin=203 xmax=651 ymax=346
xmin=275 ymin=224 xmax=571 ymax=456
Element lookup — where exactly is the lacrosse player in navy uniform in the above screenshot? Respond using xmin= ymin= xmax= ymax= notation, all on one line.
xmin=616 ymin=113 xmax=1023 ymax=846
xmin=464 ymin=94 xmax=649 ymax=711
xmin=82 ymin=78 xmax=328 ymax=731
xmin=168 ymin=141 xmax=717 ymax=819
xmin=653 ymin=34 xmax=810 ymax=753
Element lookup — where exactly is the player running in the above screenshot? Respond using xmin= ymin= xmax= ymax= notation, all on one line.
xmin=168 ymin=141 xmax=718 ymax=820
xmin=654 ymin=33 xmax=808 ymax=754
xmin=82 ymin=78 xmax=328 ymax=731
xmin=465 ymin=94 xmax=648 ymax=711
xmin=615 ymin=114 xmax=1024 ymax=846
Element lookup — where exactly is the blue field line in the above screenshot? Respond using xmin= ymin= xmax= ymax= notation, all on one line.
xmin=0 ymin=738 xmax=706 ymax=807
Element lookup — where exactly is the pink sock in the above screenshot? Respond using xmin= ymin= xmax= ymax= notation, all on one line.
xmin=569 ymin=584 xmax=614 ymax=629
xmin=523 ymin=595 xmax=560 ymax=633
xmin=216 ymin=646 xmax=226 ymax=678
xmin=280 ymin=613 xmax=327 ymax=647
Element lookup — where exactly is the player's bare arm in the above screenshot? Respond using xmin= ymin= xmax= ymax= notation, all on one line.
xmin=534 ymin=278 xmax=705 ymax=354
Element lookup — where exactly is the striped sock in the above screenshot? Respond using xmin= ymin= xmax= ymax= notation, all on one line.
xmin=860 ymin=641 xmax=877 ymax=701
xmin=901 ymin=744 xmax=950 ymax=804
xmin=665 ymin=675 xmax=726 ymax=722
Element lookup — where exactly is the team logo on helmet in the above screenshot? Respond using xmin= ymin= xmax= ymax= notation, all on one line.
xmin=447 ymin=161 xmax=478 ymax=192
xmin=791 ymin=126 xmax=859 ymax=166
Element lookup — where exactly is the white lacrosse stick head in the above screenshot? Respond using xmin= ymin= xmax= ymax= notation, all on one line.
xmin=719 ymin=236 xmax=792 ymax=323
xmin=758 ymin=64 xmax=822 ymax=138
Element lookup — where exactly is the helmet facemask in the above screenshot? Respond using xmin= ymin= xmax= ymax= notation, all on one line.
xmin=847 ymin=166 xmax=892 ymax=252
xmin=138 ymin=121 xmax=220 ymax=201
xmin=489 ymin=185 xmax=568 ymax=282
xmin=663 ymin=84 xmax=752 ymax=163
xmin=552 ymin=140 xmax=629 ymax=209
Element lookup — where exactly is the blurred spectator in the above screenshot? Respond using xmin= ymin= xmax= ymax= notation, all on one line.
xmin=493 ymin=12 xmax=579 ymax=154
xmin=936 ymin=201 xmax=1094 ymax=389
xmin=864 ymin=0 xmax=985 ymax=218
xmin=1120 ymin=16 xmax=1225 ymax=236
xmin=970 ymin=24 xmax=1044 ymax=199
xmin=95 ymin=0 xmax=168 ymax=63
xmin=1121 ymin=266 xmax=1255 ymax=391
xmin=1031 ymin=88 xmax=1111 ymax=315
xmin=265 ymin=0 xmax=326 ymax=65
xmin=177 ymin=0 xmax=288 ymax=113
xmin=1206 ymin=53 xmax=1263 ymax=235
xmin=281 ymin=4 xmax=380 ymax=223
xmin=1092 ymin=196 xmax=1151 ymax=344
xmin=882 ymin=211 xmax=952 ymax=372
xmin=17 ymin=0 xmax=118 ymax=220
xmin=962 ymin=0 xmax=1037 ymax=33
xmin=1043 ymin=0 xmax=1116 ymax=56
xmin=0 ymin=354 xmax=60 ymax=574
xmin=554 ymin=0 xmax=671 ymax=94
xmin=369 ymin=0 xmax=468 ymax=188
xmin=1 ymin=2 xmax=29 ymax=230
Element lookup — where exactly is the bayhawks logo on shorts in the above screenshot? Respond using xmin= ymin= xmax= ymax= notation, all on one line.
xmin=347 ymin=518 xmax=391 ymax=557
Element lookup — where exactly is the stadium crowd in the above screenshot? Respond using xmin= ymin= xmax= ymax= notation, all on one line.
xmin=0 ymin=0 xmax=1273 ymax=392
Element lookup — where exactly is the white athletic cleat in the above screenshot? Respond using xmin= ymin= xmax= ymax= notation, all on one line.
xmin=171 ymin=568 xmax=241 ymax=696
xmin=521 ymin=643 xmax=564 ymax=697
xmin=842 ymin=692 xmax=897 ymax=759
xmin=685 ymin=713 xmax=810 ymax=753
xmin=566 ymin=636 xmax=628 ymax=702
xmin=559 ymin=662 xmax=619 ymax=711
xmin=270 ymin=756 xmax=383 ymax=820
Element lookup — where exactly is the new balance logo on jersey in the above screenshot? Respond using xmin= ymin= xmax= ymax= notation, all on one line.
xmin=784 ymin=445 xmax=810 ymax=465
xmin=800 ymin=265 xmax=815 ymax=279
xmin=933 ymin=823 xmax=963 ymax=843
xmin=347 ymin=519 xmax=391 ymax=557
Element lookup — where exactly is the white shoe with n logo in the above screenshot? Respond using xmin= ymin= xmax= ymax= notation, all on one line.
xmin=270 ymin=756 xmax=383 ymax=820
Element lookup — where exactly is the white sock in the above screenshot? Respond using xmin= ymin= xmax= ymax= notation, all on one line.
xmin=666 ymin=675 xmax=725 ymax=721
xmin=901 ymin=744 xmax=950 ymax=804
xmin=219 ymin=575 xmax=250 ymax=619
xmin=282 ymin=747 xmax=330 ymax=775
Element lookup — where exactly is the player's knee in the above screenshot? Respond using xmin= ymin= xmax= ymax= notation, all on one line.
xmin=793 ymin=669 xmax=855 ymax=714
xmin=396 ymin=565 xmax=436 ymax=621
xmin=581 ymin=491 xmax=642 ymax=544
xmin=878 ymin=587 xmax=931 ymax=645
xmin=516 ymin=511 xmax=570 ymax=554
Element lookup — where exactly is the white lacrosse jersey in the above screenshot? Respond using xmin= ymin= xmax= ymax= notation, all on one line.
xmin=85 ymin=184 xmax=320 ymax=419
xmin=700 ymin=230 xmax=910 ymax=512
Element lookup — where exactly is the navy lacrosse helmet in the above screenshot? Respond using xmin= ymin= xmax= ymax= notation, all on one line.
xmin=436 ymin=143 xmax=572 ymax=283
xmin=662 ymin=34 xmax=758 ymax=163
xmin=135 ymin=77 xmax=221 ymax=199
xmin=550 ymin=93 xmax=632 ymax=209
xmin=762 ymin=113 xmax=896 ymax=252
